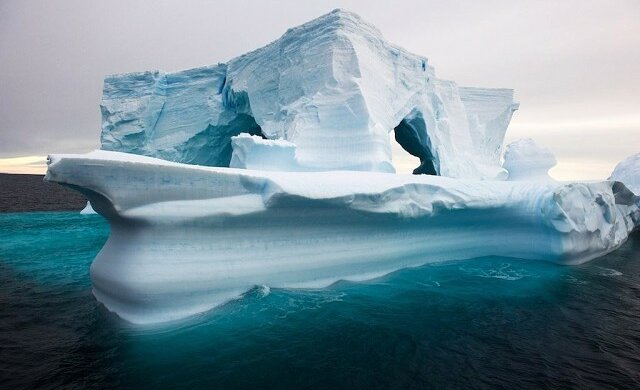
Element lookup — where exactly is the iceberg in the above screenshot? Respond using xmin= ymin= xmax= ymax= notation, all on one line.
xmin=610 ymin=153 xmax=640 ymax=194
xmin=503 ymin=138 xmax=557 ymax=182
xmin=80 ymin=201 xmax=97 ymax=215
xmin=45 ymin=9 xmax=638 ymax=324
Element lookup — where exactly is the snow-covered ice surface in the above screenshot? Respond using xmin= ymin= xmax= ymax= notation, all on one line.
xmin=99 ymin=9 xmax=517 ymax=180
xmin=45 ymin=151 xmax=639 ymax=324
xmin=610 ymin=153 xmax=640 ymax=194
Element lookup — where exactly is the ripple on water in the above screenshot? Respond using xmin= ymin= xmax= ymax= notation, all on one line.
xmin=458 ymin=261 xmax=534 ymax=281
xmin=594 ymin=266 xmax=623 ymax=277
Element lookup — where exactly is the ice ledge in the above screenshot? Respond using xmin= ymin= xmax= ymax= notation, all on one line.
xmin=45 ymin=151 xmax=639 ymax=324
xmin=229 ymin=133 xmax=301 ymax=171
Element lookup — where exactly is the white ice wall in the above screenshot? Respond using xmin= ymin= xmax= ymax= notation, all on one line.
xmin=99 ymin=9 xmax=518 ymax=179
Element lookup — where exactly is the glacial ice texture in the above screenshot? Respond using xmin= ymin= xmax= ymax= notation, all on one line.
xmin=99 ymin=9 xmax=518 ymax=180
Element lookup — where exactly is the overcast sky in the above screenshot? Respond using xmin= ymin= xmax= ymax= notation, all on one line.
xmin=1 ymin=0 xmax=638 ymax=178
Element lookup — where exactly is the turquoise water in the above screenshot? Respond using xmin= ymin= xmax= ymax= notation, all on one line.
xmin=1 ymin=212 xmax=639 ymax=389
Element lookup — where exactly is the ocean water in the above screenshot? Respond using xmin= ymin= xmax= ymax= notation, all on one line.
xmin=1 ymin=212 xmax=639 ymax=389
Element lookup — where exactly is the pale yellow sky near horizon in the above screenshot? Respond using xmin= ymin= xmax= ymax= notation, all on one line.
xmin=0 ymin=155 xmax=48 ymax=175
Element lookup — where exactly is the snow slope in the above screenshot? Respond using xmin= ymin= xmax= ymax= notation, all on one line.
xmin=100 ymin=9 xmax=518 ymax=179
xmin=46 ymin=151 xmax=639 ymax=324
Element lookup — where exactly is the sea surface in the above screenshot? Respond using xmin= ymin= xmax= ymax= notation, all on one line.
xmin=0 ymin=174 xmax=86 ymax=212
xmin=1 ymin=211 xmax=640 ymax=389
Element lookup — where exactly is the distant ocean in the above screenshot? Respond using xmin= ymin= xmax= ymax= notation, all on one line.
xmin=0 ymin=173 xmax=86 ymax=212
xmin=1 ymin=176 xmax=639 ymax=389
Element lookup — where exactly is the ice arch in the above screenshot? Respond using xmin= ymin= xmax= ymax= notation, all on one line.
xmin=175 ymin=113 xmax=264 ymax=167
xmin=392 ymin=111 xmax=437 ymax=175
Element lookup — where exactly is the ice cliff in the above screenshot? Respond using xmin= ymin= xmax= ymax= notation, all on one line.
xmin=100 ymin=9 xmax=518 ymax=180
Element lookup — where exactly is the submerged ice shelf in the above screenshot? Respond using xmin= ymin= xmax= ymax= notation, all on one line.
xmin=47 ymin=9 xmax=639 ymax=324
xmin=46 ymin=151 xmax=639 ymax=324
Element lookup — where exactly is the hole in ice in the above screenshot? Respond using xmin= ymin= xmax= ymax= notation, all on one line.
xmin=390 ymin=133 xmax=421 ymax=174
xmin=178 ymin=113 xmax=265 ymax=167
xmin=392 ymin=111 xmax=437 ymax=175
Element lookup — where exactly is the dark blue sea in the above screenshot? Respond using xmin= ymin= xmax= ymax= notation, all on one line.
xmin=1 ymin=211 xmax=639 ymax=389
